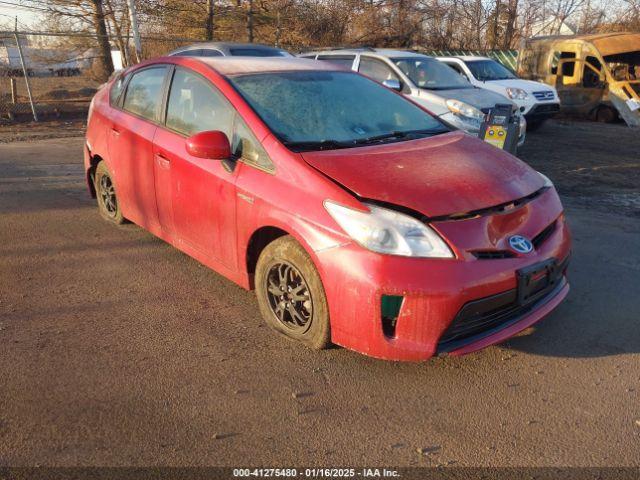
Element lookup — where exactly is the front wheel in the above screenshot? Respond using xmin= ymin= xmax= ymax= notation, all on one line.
xmin=94 ymin=161 xmax=125 ymax=224
xmin=255 ymin=236 xmax=331 ymax=350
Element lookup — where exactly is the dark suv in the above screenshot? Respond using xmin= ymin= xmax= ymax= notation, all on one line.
xmin=168 ymin=42 xmax=291 ymax=58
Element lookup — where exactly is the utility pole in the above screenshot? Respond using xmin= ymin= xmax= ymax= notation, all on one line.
xmin=246 ymin=0 xmax=254 ymax=43
xmin=14 ymin=17 xmax=37 ymax=122
xmin=127 ymin=0 xmax=142 ymax=62
xmin=205 ymin=0 xmax=214 ymax=41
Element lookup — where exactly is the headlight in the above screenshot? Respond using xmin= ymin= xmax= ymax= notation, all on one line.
xmin=538 ymin=172 xmax=553 ymax=188
xmin=519 ymin=114 xmax=527 ymax=134
xmin=324 ymin=201 xmax=454 ymax=258
xmin=506 ymin=87 xmax=528 ymax=100
xmin=445 ymin=99 xmax=484 ymax=126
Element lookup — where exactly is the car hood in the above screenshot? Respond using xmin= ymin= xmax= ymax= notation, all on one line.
xmin=485 ymin=78 xmax=557 ymax=94
xmin=301 ymin=131 xmax=544 ymax=218
xmin=422 ymin=87 xmax=513 ymax=111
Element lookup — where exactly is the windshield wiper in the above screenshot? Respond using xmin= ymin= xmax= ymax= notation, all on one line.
xmin=353 ymin=128 xmax=447 ymax=145
xmin=283 ymin=139 xmax=351 ymax=152
xmin=283 ymin=128 xmax=448 ymax=152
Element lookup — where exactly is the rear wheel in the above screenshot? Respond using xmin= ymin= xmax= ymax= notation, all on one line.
xmin=595 ymin=105 xmax=618 ymax=123
xmin=94 ymin=161 xmax=125 ymax=224
xmin=255 ymin=236 xmax=331 ymax=350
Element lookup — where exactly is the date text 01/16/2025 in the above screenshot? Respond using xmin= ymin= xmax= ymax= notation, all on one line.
xmin=232 ymin=468 xmax=400 ymax=478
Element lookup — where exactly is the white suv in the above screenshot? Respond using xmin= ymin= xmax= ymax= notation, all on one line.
xmin=300 ymin=48 xmax=526 ymax=147
xmin=437 ymin=56 xmax=560 ymax=130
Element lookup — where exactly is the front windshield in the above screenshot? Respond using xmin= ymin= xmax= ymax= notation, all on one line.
xmin=466 ymin=59 xmax=517 ymax=81
xmin=392 ymin=57 xmax=472 ymax=90
xmin=230 ymin=71 xmax=448 ymax=151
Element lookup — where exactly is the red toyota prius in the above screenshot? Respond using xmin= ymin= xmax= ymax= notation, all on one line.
xmin=84 ymin=56 xmax=571 ymax=361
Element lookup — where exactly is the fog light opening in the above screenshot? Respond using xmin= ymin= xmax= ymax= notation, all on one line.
xmin=381 ymin=295 xmax=404 ymax=339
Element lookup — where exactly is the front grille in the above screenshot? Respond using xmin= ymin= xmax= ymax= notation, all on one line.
xmin=532 ymin=221 xmax=557 ymax=249
xmin=471 ymin=220 xmax=557 ymax=260
xmin=438 ymin=255 xmax=570 ymax=351
xmin=529 ymin=103 xmax=560 ymax=115
xmin=472 ymin=250 xmax=515 ymax=260
xmin=532 ymin=90 xmax=555 ymax=101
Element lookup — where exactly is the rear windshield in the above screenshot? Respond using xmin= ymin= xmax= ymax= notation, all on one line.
xmin=229 ymin=48 xmax=289 ymax=57
xmin=230 ymin=71 xmax=448 ymax=151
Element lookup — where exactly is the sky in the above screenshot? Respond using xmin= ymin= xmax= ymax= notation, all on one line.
xmin=0 ymin=3 xmax=41 ymax=30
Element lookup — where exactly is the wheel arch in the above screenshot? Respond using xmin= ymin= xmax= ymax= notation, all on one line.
xmin=86 ymin=153 xmax=104 ymax=198
xmin=244 ymin=219 xmax=332 ymax=290
xmin=245 ymin=226 xmax=290 ymax=289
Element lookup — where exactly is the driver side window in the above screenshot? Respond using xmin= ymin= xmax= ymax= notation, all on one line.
xmin=583 ymin=56 xmax=602 ymax=88
xmin=447 ymin=62 xmax=468 ymax=79
xmin=165 ymin=67 xmax=234 ymax=139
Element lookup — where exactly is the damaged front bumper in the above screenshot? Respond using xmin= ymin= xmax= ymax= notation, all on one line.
xmin=316 ymin=188 xmax=572 ymax=361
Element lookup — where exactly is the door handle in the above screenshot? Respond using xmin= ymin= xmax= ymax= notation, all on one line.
xmin=110 ymin=127 xmax=120 ymax=136
xmin=155 ymin=152 xmax=170 ymax=169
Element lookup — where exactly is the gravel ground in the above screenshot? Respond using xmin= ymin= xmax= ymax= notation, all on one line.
xmin=519 ymin=120 xmax=640 ymax=218
xmin=0 ymin=121 xmax=639 ymax=470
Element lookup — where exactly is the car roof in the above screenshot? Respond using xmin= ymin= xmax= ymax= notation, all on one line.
xmin=302 ymin=48 xmax=432 ymax=59
xmin=438 ymin=55 xmax=493 ymax=62
xmin=170 ymin=42 xmax=289 ymax=55
xmin=190 ymin=56 xmax=343 ymax=76
xmin=526 ymin=32 xmax=640 ymax=56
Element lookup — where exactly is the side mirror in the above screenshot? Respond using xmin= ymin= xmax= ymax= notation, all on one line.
xmin=185 ymin=130 xmax=231 ymax=160
xmin=382 ymin=79 xmax=402 ymax=91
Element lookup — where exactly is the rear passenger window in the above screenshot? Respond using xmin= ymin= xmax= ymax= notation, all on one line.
xmin=317 ymin=55 xmax=355 ymax=68
xmin=122 ymin=67 xmax=167 ymax=121
xmin=165 ymin=67 xmax=234 ymax=138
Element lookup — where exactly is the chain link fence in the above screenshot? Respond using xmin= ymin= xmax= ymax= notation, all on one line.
xmin=0 ymin=31 xmax=198 ymax=124
xmin=421 ymin=49 xmax=519 ymax=71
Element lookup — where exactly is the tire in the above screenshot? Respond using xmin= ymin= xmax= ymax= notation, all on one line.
xmin=595 ymin=106 xmax=617 ymax=123
xmin=255 ymin=235 xmax=331 ymax=350
xmin=94 ymin=161 xmax=125 ymax=225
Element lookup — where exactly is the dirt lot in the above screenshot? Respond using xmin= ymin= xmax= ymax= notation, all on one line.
xmin=519 ymin=120 xmax=640 ymax=218
xmin=0 ymin=121 xmax=639 ymax=470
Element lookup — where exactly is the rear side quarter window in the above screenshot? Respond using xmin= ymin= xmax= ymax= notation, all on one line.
xmin=109 ymin=73 xmax=126 ymax=106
